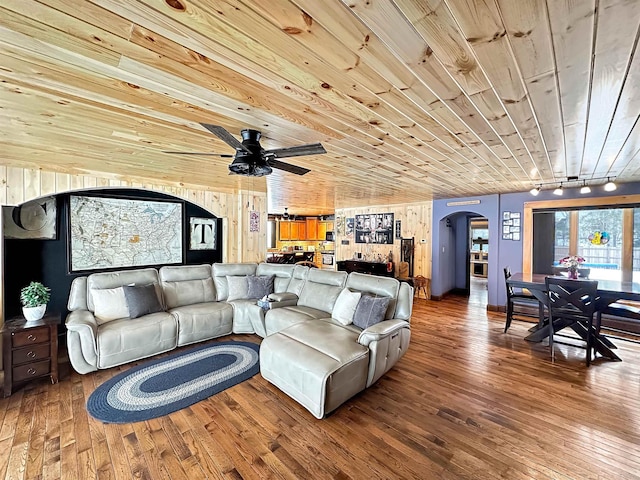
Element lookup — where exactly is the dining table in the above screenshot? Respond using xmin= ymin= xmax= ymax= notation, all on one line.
xmin=506 ymin=273 xmax=640 ymax=362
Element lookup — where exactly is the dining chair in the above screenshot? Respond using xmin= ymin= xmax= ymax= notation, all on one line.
xmin=545 ymin=277 xmax=599 ymax=365
xmin=503 ymin=266 xmax=540 ymax=333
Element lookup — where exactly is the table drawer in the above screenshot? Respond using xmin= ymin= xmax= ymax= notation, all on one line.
xmin=12 ymin=327 xmax=50 ymax=347
xmin=13 ymin=360 xmax=51 ymax=382
xmin=12 ymin=344 xmax=51 ymax=365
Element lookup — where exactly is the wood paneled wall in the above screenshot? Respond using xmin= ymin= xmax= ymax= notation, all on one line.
xmin=0 ymin=166 xmax=267 ymax=262
xmin=0 ymin=166 xmax=267 ymax=319
xmin=335 ymin=202 xmax=432 ymax=278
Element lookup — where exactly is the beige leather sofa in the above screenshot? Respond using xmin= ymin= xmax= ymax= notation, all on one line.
xmin=260 ymin=269 xmax=413 ymax=418
xmin=66 ymin=262 xmax=413 ymax=418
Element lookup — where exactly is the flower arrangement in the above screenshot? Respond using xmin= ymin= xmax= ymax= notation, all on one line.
xmin=560 ymin=255 xmax=585 ymax=269
xmin=559 ymin=255 xmax=585 ymax=279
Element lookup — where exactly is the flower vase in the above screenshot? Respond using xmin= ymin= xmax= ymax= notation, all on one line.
xmin=568 ymin=268 xmax=579 ymax=279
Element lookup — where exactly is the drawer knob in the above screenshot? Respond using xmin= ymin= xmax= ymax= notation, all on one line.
xmin=27 ymin=334 xmax=37 ymax=342
xmin=27 ymin=351 xmax=36 ymax=358
xmin=27 ymin=368 xmax=37 ymax=376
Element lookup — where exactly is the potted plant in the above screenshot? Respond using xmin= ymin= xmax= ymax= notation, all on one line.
xmin=20 ymin=281 xmax=51 ymax=323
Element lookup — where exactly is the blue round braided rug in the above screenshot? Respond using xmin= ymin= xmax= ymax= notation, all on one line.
xmin=87 ymin=341 xmax=260 ymax=423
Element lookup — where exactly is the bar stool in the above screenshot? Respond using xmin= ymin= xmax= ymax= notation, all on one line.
xmin=413 ymin=275 xmax=430 ymax=300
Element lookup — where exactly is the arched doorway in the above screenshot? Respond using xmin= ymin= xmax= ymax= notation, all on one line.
xmin=435 ymin=210 xmax=491 ymax=308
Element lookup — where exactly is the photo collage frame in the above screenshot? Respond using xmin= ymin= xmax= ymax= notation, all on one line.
xmin=502 ymin=211 xmax=521 ymax=241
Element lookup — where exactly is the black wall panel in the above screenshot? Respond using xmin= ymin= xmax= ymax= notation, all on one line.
xmin=4 ymin=189 xmax=223 ymax=325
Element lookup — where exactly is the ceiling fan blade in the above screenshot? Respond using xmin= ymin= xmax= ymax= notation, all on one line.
xmin=269 ymin=159 xmax=311 ymax=176
xmin=200 ymin=123 xmax=251 ymax=153
xmin=163 ymin=151 xmax=234 ymax=157
xmin=264 ymin=143 xmax=326 ymax=159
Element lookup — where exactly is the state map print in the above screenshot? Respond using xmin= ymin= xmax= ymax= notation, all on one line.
xmin=70 ymin=195 xmax=183 ymax=271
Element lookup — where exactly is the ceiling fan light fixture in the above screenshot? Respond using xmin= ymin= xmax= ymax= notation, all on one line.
xmin=604 ymin=177 xmax=617 ymax=191
xmin=282 ymin=208 xmax=289 ymax=220
xmin=530 ymin=186 xmax=540 ymax=196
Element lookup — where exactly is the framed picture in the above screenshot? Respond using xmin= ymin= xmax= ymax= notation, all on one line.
xmin=355 ymin=213 xmax=394 ymax=244
xmin=190 ymin=217 xmax=217 ymax=250
xmin=503 ymin=211 xmax=511 ymax=220
xmin=345 ymin=217 xmax=354 ymax=237
xmin=69 ymin=194 xmax=183 ymax=272
xmin=249 ymin=211 xmax=260 ymax=232
xmin=395 ymin=219 xmax=402 ymax=239
xmin=3 ymin=196 xmax=57 ymax=240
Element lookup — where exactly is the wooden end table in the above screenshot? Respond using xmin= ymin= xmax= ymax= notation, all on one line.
xmin=2 ymin=313 xmax=60 ymax=397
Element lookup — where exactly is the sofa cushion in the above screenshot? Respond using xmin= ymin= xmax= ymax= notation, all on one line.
xmin=332 ymin=288 xmax=361 ymax=326
xmin=212 ymin=263 xmax=258 ymax=301
xmin=297 ymin=269 xmax=347 ymax=313
xmin=227 ymin=276 xmax=249 ymax=301
xmin=352 ymin=295 xmax=391 ymax=329
xmin=265 ymin=305 xmax=329 ymax=336
xmin=256 ymin=263 xmax=296 ymax=293
xmin=247 ymin=275 xmax=275 ymax=299
xmin=123 ymin=284 xmax=164 ymax=319
xmin=345 ymin=272 xmax=399 ymax=320
xmin=169 ymin=302 xmax=233 ymax=346
xmin=87 ymin=268 xmax=160 ymax=312
xmin=92 ymin=287 xmax=129 ymax=324
xmin=162 ymin=278 xmax=216 ymax=309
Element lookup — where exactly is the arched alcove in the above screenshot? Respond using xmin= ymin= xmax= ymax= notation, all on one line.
xmin=3 ymin=188 xmax=222 ymax=322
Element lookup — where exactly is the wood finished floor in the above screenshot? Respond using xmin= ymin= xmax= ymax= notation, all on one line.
xmin=1 ymin=296 xmax=640 ymax=480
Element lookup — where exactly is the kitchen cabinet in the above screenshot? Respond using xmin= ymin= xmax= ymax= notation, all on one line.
xmin=297 ymin=221 xmax=306 ymax=240
xmin=279 ymin=222 xmax=291 ymax=240
xmin=306 ymin=218 xmax=318 ymax=240
xmin=317 ymin=221 xmax=327 ymax=241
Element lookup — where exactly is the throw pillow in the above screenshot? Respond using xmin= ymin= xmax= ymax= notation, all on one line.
xmin=123 ymin=284 xmax=164 ymax=319
xmin=92 ymin=287 xmax=129 ymax=324
xmin=352 ymin=295 xmax=391 ymax=330
xmin=332 ymin=288 xmax=362 ymax=326
xmin=227 ymin=275 xmax=249 ymax=301
xmin=247 ymin=275 xmax=275 ymax=299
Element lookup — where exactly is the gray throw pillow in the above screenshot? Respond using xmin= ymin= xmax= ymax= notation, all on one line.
xmin=123 ymin=284 xmax=164 ymax=319
xmin=352 ymin=295 xmax=391 ymax=330
xmin=247 ymin=275 xmax=275 ymax=299
xmin=227 ymin=275 xmax=249 ymax=301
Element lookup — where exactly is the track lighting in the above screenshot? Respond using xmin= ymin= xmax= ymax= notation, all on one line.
xmin=604 ymin=177 xmax=617 ymax=192
xmin=553 ymin=183 xmax=563 ymax=195
xmin=580 ymin=181 xmax=591 ymax=194
xmin=529 ymin=176 xmax=617 ymax=195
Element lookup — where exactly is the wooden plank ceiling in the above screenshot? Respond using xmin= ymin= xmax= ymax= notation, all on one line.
xmin=1 ymin=0 xmax=639 ymax=215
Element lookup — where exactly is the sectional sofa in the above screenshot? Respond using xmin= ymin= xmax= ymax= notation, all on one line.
xmin=66 ymin=262 xmax=413 ymax=418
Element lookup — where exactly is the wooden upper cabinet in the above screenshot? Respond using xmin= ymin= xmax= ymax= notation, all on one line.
xmin=290 ymin=221 xmax=300 ymax=240
xmin=306 ymin=218 xmax=318 ymax=240
xmin=298 ymin=221 xmax=306 ymax=240
xmin=279 ymin=221 xmax=291 ymax=240
xmin=317 ymin=222 xmax=327 ymax=241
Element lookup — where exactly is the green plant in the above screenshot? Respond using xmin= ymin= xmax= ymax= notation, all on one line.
xmin=20 ymin=281 xmax=51 ymax=308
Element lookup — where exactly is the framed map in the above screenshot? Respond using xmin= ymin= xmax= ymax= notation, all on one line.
xmin=69 ymin=195 xmax=183 ymax=272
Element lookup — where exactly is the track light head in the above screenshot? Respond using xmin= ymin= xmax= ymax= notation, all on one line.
xmin=604 ymin=178 xmax=617 ymax=192
xmin=553 ymin=183 xmax=563 ymax=195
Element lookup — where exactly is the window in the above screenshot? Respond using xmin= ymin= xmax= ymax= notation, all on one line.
xmin=577 ymin=209 xmax=622 ymax=281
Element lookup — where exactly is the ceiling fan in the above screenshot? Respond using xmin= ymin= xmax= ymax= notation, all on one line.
xmin=164 ymin=123 xmax=326 ymax=176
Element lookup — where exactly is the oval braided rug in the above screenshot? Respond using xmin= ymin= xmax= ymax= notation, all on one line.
xmin=87 ymin=341 xmax=260 ymax=423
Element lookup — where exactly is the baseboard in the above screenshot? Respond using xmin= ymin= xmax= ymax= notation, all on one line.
xmin=430 ymin=294 xmax=443 ymax=301
xmin=487 ymin=304 xmax=502 ymax=312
